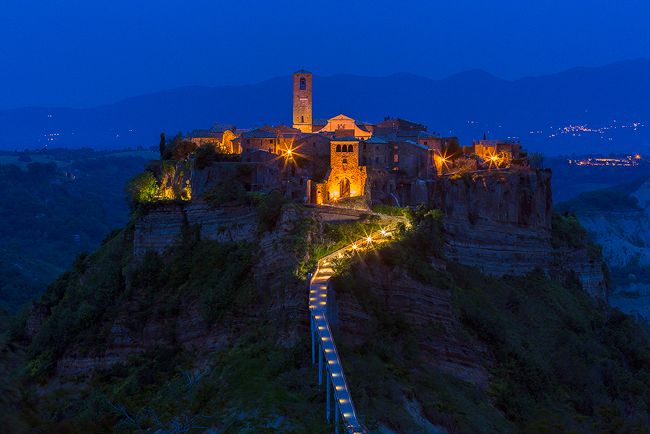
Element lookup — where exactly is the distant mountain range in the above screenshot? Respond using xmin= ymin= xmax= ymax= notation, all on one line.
xmin=1 ymin=59 xmax=649 ymax=155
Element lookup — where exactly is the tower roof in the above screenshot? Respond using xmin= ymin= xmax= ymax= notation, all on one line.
xmin=294 ymin=69 xmax=312 ymax=75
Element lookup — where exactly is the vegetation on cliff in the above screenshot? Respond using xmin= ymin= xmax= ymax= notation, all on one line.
xmin=330 ymin=206 xmax=650 ymax=432
xmin=2 ymin=192 xmax=649 ymax=433
xmin=1 ymin=201 xmax=337 ymax=433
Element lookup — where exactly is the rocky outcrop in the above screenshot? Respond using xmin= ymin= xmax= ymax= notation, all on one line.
xmin=429 ymin=169 xmax=608 ymax=298
xmin=133 ymin=201 xmax=258 ymax=257
xmin=54 ymin=206 xmax=312 ymax=377
xmin=430 ymin=169 xmax=553 ymax=276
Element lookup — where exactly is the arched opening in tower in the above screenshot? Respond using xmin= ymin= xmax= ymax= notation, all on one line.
xmin=339 ymin=178 xmax=351 ymax=198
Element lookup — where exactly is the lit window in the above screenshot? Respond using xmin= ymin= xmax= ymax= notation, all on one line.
xmin=394 ymin=154 xmax=399 ymax=163
xmin=300 ymin=77 xmax=306 ymax=90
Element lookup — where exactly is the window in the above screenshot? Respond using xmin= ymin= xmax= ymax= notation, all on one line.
xmin=394 ymin=154 xmax=399 ymax=163
xmin=336 ymin=145 xmax=341 ymax=152
xmin=301 ymin=115 xmax=304 ymax=123
xmin=348 ymin=145 xmax=353 ymax=153
xmin=300 ymin=77 xmax=306 ymax=90
xmin=342 ymin=158 xmax=348 ymax=164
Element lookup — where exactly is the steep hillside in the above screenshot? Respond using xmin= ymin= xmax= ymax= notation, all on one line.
xmin=1 ymin=200 xmax=331 ymax=432
xmin=2 ymin=198 xmax=647 ymax=433
xmin=559 ymin=176 xmax=650 ymax=318
xmin=329 ymin=208 xmax=650 ymax=432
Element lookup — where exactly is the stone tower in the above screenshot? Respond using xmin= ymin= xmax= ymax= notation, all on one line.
xmin=292 ymin=70 xmax=312 ymax=133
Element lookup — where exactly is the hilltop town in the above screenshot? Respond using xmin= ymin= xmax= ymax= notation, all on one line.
xmin=159 ymin=70 xmax=532 ymax=209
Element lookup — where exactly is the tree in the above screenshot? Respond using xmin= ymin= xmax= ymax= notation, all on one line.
xmin=126 ymin=172 xmax=158 ymax=204
xmin=159 ymin=132 xmax=166 ymax=159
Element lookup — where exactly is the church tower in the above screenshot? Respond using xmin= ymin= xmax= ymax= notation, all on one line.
xmin=292 ymin=70 xmax=312 ymax=133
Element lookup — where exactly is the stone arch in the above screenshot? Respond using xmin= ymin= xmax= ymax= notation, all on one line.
xmin=336 ymin=144 xmax=341 ymax=152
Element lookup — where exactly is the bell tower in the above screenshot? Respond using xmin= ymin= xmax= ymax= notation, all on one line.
xmin=293 ymin=70 xmax=312 ymax=133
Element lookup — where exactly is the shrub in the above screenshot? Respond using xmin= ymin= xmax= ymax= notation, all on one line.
xmin=126 ymin=171 xmax=158 ymax=204
xmin=162 ymin=137 xmax=198 ymax=161
xmin=256 ymin=190 xmax=286 ymax=233
xmin=204 ymin=179 xmax=247 ymax=206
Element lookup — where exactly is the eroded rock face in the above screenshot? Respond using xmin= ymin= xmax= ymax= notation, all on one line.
xmin=429 ymin=169 xmax=607 ymax=298
xmin=329 ymin=262 xmax=491 ymax=388
xmin=52 ymin=207 xmax=313 ymax=378
xmin=133 ymin=201 xmax=257 ymax=257
xmin=430 ymin=170 xmax=553 ymax=276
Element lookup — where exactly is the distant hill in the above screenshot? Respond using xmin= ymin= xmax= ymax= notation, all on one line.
xmin=1 ymin=59 xmax=650 ymax=155
xmin=0 ymin=149 xmax=156 ymax=312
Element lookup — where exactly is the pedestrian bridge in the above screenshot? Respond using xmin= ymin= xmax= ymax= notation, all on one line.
xmin=309 ymin=228 xmax=395 ymax=433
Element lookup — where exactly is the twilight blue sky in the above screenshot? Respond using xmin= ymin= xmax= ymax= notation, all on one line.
xmin=1 ymin=0 xmax=649 ymax=109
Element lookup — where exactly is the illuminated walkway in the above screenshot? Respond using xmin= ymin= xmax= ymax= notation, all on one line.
xmin=309 ymin=229 xmax=393 ymax=434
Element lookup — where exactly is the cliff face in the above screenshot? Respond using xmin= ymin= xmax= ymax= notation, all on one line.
xmin=429 ymin=169 xmax=607 ymax=298
xmin=32 ymin=205 xmax=314 ymax=378
xmin=133 ymin=201 xmax=258 ymax=257
xmin=329 ymin=261 xmax=491 ymax=388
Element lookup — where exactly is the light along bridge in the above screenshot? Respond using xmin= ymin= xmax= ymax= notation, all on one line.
xmin=309 ymin=227 xmax=395 ymax=434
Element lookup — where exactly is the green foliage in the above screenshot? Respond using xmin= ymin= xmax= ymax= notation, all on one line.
xmin=162 ymin=136 xmax=198 ymax=161
xmin=256 ymin=190 xmax=287 ymax=233
xmin=313 ymin=217 xmax=383 ymax=260
xmin=26 ymin=229 xmax=131 ymax=380
xmin=203 ymin=178 xmax=247 ymax=206
xmin=0 ymin=149 xmax=152 ymax=312
xmin=126 ymin=171 xmax=158 ymax=204
xmin=328 ymin=210 xmax=650 ymax=432
xmin=371 ymin=204 xmax=411 ymax=218
xmin=452 ymin=266 xmax=650 ymax=432
xmin=551 ymin=212 xmax=589 ymax=249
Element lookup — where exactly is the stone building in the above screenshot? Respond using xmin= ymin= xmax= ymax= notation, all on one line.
xmin=185 ymin=69 xmax=530 ymax=207
xmin=314 ymin=137 xmax=367 ymax=204
xmin=293 ymin=70 xmax=313 ymax=132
